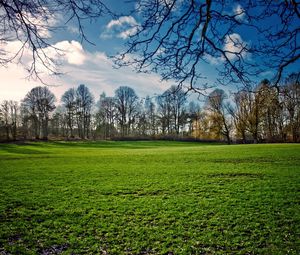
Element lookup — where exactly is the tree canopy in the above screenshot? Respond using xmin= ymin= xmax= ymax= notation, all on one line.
xmin=116 ymin=0 xmax=299 ymax=90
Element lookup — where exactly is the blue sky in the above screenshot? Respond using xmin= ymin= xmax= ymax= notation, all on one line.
xmin=0 ymin=1 xmax=298 ymax=103
xmin=1 ymin=0 xmax=157 ymax=102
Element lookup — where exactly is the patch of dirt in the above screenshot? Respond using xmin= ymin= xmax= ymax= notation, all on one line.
xmin=0 ymin=248 xmax=11 ymax=255
xmin=39 ymin=244 xmax=69 ymax=255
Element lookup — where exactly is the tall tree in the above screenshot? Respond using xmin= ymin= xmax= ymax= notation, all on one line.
xmin=168 ymin=86 xmax=187 ymax=135
xmin=75 ymin=84 xmax=94 ymax=139
xmin=61 ymin=88 xmax=76 ymax=138
xmin=258 ymin=80 xmax=282 ymax=142
xmin=96 ymin=93 xmax=117 ymax=139
xmin=51 ymin=105 xmax=69 ymax=137
xmin=230 ymin=90 xmax=250 ymax=143
xmin=206 ymin=89 xmax=232 ymax=144
xmin=187 ymin=101 xmax=201 ymax=136
xmin=156 ymin=91 xmax=173 ymax=135
xmin=135 ymin=98 xmax=148 ymax=137
xmin=281 ymin=73 xmax=300 ymax=142
xmin=156 ymin=86 xmax=187 ymax=135
xmin=114 ymin=86 xmax=139 ymax=136
xmin=144 ymin=96 xmax=157 ymax=136
xmin=9 ymin=101 xmax=18 ymax=140
xmin=22 ymin=86 xmax=56 ymax=139
xmin=0 ymin=101 xmax=11 ymax=140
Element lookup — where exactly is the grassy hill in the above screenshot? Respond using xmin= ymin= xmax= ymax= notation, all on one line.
xmin=0 ymin=141 xmax=299 ymax=254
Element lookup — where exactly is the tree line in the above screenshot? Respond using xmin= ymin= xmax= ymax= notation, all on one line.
xmin=0 ymin=73 xmax=299 ymax=143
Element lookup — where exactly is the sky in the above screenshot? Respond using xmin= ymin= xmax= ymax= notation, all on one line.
xmin=0 ymin=1 xmax=298 ymax=103
xmin=1 ymin=0 xmax=169 ymax=102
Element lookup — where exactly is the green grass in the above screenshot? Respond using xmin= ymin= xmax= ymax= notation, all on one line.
xmin=0 ymin=141 xmax=299 ymax=254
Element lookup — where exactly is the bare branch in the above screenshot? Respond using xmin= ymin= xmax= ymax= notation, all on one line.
xmin=115 ymin=0 xmax=300 ymax=92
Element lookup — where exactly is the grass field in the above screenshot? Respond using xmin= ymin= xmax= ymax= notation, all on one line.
xmin=0 ymin=141 xmax=299 ymax=254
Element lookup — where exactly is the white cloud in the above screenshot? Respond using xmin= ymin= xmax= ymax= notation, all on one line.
xmin=233 ymin=4 xmax=245 ymax=21
xmin=203 ymin=33 xmax=248 ymax=65
xmin=67 ymin=25 xmax=80 ymax=35
xmin=62 ymin=50 xmax=170 ymax=98
xmin=204 ymin=53 xmax=221 ymax=66
xmin=106 ymin=16 xmax=137 ymax=29
xmin=1 ymin=40 xmax=86 ymax=77
xmin=0 ymin=8 xmax=64 ymax=80
xmin=223 ymin=33 xmax=247 ymax=60
xmin=1 ymin=41 xmax=32 ymax=64
xmin=118 ymin=27 xmax=138 ymax=39
xmin=22 ymin=7 xmax=59 ymax=38
xmin=16 ymin=40 xmax=86 ymax=75
xmin=101 ymin=16 xmax=139 ymax=39
xmin=0 ymin=60 xmax=65 ymax=102
xmin=0 ymin=40 xmax=171 ymax=103
xmin=51 ymin=40 xmax=86 ymax=65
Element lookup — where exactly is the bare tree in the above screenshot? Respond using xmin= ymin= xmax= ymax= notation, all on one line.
xmin=230 ymin=90 xmax=250 ymax=143
xmin=156 ymin=91 xmax=173 ymax=135
xmin=0 ymin=0 xmax=109 ymax=81
xmin=0 ymin=100 xmax=18 ymax=140
xmin=75 ymin=84 xmax=94 ymax=139
xmin=281 ymin=73 xmax=300 ymax=142
xmin=21 ymin=97 xmax=39 ymax=139
xmin=144 ymin=96 xmax=157 ymax=136
xmin=50 ymin=106 xmax=68 ymax=137
xmin=0 ymin=101 xmax=11 ymax=140
xmin=96 ymin=92 xmax=117 ymax=139
xmin=231 ymin=80 xmax=277 ymax=143
xmin=187 ymin=101 xmax=201 ymax=136
xmin=6 ymin=100 xmax=19 ymax=140
xmin=168 ymin=86 xmax=187 ymax=135
xmin=156 ymin=86 xmax=187 ymax=135
xmin=114 ymin=86 xmax=139 ymax=136
xmin=258 ymin=80 xmax=282 ymax=142
xmin=206 ymin=89 xmax=232 ymax=144
xmin=22 ymin=86 xmax=56 ymax=139
xmin=230 ymin=80 xmax=282 ymax=143
xmin=61 ymin=88 xmax=77 ymax=137
xmin=1 ymin=1 xmax=298 ymax=89
xmin=135 ymin=99 xmax=148 ymax=137
xmin=245 ymin=86 xmax=263 ymax=144
xmin=116 ymin=1 xmax=299 ymax=91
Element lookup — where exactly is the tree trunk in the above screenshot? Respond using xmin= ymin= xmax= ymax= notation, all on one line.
xmin=253 ymin=132 xmax=258 ymax=144
xmin=42 ymin=118 xmax=48 ymax=140
xmin=5 ymin=124 xmax=10 ymax=141
xmin=226 ymin=133 xmax=231 ymax=145
xmin=12 ymin=122 xmax=17 ymax=140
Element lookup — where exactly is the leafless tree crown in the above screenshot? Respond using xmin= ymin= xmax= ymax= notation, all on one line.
xmin=0 ymin=0 xmax=109 ymax=82
xmin=0 ymin=1 xmax=299 ymax=89
xmin=115 ymin=0 xmax=299 ymax=91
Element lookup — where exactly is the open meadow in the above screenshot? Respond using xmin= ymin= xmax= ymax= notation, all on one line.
xmin=0 ymin=141 xmax=299 ymax=254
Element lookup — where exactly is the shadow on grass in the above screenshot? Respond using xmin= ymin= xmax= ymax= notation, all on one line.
xmin=0 ymin=140 xmax=219 ymax=155
xmin=49 ymin=140 xmax=206 ymax=149
xmin=208 ymin=173 xmax=264 ymax=179
xmin=0 ymin=144 xmax=49 ymax=155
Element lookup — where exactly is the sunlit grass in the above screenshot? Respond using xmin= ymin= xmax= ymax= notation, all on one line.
xmin=0 ymin=141 xmax=299 ymax=254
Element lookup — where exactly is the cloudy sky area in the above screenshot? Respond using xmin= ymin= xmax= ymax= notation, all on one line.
xmin=1 ymin=0 xmax=172 ymax=102
xmin=0 ymin=1 xmax=295 ymax=103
